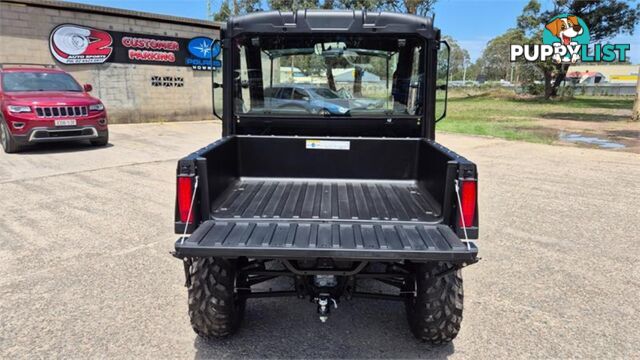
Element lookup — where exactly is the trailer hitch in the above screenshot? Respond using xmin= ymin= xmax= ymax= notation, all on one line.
xmin=315 ymin=294 xmax=338 ymax=323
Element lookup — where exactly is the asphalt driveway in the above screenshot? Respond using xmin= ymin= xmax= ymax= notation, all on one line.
xmin=1 ymin=121 xmax=638 ymax=358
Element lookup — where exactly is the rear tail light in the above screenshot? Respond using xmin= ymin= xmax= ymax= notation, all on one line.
xmin=458 ymin=180 xmax=477 ymax=228
xmin=177 ymin=176 xmax=194 ymax=223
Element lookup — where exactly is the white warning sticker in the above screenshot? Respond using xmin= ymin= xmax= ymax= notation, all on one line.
xmin=305 ymin=140 xmax=350 ymax=150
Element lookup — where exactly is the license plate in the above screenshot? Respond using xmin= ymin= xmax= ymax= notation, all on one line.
xmin=55 ymin=119 xmax=76 ymax=127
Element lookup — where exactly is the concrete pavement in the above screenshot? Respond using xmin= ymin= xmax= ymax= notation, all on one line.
xmin=1 ymin=121 xmax=638 ymax=358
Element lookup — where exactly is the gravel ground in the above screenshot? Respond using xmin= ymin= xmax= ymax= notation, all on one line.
xmin=0 ymin=121 xmax=638 ymax=359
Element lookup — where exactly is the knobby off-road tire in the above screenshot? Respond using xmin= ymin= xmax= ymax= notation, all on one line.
xmin=188 ymin=257 xmax=246 ymax=339
xmin=405 ymin=262 xmax=464 ymax=344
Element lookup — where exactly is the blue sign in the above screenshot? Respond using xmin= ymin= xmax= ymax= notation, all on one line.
xmin=186 ymin=37 xmax=221 ymax=70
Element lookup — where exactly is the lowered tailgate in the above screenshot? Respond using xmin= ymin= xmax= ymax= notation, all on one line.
xmin=175 ymin=220 xmax=477 ymax=262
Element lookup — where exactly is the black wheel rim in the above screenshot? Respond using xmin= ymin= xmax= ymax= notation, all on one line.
xmin=408 ymin=276 xmax=417 ymax=305
xmin=234 ymin=270 xmax=248 ymax=305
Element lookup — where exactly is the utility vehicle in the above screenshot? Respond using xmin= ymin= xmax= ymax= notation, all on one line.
xmin=173 ymin=10 xmax=479 ymax=344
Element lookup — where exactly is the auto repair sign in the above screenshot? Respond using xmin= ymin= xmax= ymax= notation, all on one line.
xmin=50 ymin=24 xmax=113 ymax=64
xmin=49 ymin=24 xmax=219 ymax=68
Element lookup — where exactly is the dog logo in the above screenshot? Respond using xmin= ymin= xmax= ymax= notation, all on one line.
xmin=510 ymin=14 xmax=629 ymax=64
xmin=50 ymin=24 xmax=113 ymax=64
xmin=542 ymin=14 xmax=590 ymax=63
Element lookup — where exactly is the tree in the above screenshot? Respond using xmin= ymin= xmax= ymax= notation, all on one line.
xmin=211 ymin=0 xmax=232 ymax=22
xmin=238 ymin=0 xmax=262 ymax=13
xmin=269 ymin=0 xmax=320 ymax=10
xmin=517 ymin=0 xmax=640 ymax=99
xmin=384 ymin=0 xmax=437 ymax=17
xmin=338 ymin=0 xmax=381 ymax=10
xmin=442 ymin=36 xmax=470 ymax=82
xmin=322 ymin=0 xmax=335 ymax=9
xmin=209 ymin=0 xmax=261 ymax=22
xmin=475 ymin=28 xmax=532 ymax=82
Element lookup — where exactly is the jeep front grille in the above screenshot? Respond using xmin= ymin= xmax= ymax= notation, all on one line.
xmin=35 ymin=106 xmax=88 ymax=118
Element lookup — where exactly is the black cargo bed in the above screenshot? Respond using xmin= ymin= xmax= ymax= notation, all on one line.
xmin=175 ymin=220 xmax=476 ymax=261
xmin=175 ymin=136 xmax=478 ymax=262
xmin=211 ymin=179 xmax=441 ymax=223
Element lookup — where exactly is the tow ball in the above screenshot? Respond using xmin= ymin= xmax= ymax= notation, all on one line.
xmin=315 ymin=294 xmax=338 ymax=322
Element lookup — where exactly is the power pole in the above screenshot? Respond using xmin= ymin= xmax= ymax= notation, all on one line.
xmin=510 ymin=64 xmax=515 ymax=83
xmin=462 ymin=58 xmax=467 ymax=84
xmin=633 ymin=65 xmax=640 ymax=121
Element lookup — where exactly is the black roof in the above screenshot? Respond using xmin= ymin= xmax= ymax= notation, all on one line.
xmin=227 ymin=10 xmax=437 ymax=39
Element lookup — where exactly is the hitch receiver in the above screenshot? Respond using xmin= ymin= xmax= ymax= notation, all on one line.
xmin=316 ymin=294 xmax=338 ymax=322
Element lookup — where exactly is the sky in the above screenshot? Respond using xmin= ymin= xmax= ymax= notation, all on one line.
xmin=69 ymin=0 xmax=640 ymax=63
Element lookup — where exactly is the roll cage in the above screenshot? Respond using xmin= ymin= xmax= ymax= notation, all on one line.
xmin=217 ymin=10 xmax=442 ymax=139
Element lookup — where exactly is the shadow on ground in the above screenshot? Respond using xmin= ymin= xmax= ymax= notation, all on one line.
xmin=505 ymin=96 xmax=634 ymax=109
xmin=192 ymin=297 xmax=454 ymax=359
xmin=606 ymin=129 xmax=640 ymax=139
xmin=15 ymin=141 xmax=113 ymax=155
xmin=559 ymin=97 xmax=635 ymax=109
xmin=541 ymin=112 xmax=630 ymax=122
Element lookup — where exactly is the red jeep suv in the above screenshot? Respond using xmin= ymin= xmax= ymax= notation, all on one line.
xmin=0 ymin=64 xmax=108 ymax=153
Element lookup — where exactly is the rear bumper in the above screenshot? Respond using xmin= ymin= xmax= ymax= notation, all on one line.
xmin=13 ymin=126 xmax=107 ymax=144
xmin=175 ymin=220 xmax=478 ymax=262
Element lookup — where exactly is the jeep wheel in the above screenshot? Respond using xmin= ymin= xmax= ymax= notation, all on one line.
xmin=188 ymin=257 xmax=247 ymax=339
xmin=90 ymin=132 xmax=109 ymax=146
xmin=404 ymin=262 xmax=464 ymax=344
xmin=0 ymin=120 xmax=21 ymax=153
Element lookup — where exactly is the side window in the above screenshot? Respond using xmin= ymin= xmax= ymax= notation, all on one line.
xmin=407 ymin=45 xmax=423 ymax=115
xmin=293 ymin=88 xmax=307 ymax=100
xmin=278 ymin=87 xmax=293 ymax=99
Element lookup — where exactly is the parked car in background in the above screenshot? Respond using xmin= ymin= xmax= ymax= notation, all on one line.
xmin=335 ymin=87 xmax=386 ymax=109
xmin=0 ymin=64 xmax=108 ymax=153
xmin=264 ymin=84 xmax=383 ymax=116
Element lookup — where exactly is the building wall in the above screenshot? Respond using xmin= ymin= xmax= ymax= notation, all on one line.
xmin=0 ymin=1 xmax=220 ymax=123
xmin=569 ymin=64 xmax=639 ymax=84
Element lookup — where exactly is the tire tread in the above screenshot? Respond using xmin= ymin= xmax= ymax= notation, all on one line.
xmin=406 ymin=262 xmax=464 ymax=344
xmin=188 ymin=257 xmax=243 ymax=339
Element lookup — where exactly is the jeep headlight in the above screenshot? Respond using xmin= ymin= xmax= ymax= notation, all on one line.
xmin=89 ymin=103 xmax=105 ymax=112
xmin=7 ymin=105 xmax=31 ymax=113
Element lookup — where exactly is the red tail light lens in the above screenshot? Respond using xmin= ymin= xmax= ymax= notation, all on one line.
xmin=459 ymin=180 xmax=477 ymax=228
xmin=177 ymin=176 xmax=194 ymax=223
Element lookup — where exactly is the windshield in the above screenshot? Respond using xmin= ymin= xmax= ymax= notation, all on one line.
xmin=1 ymin=72 xmax=83 ymax=92
xmin=234 ymin=35 xmax=425 ymax=117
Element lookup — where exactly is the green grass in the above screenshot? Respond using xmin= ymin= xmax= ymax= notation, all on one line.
xmin=435 ymin=93 xmax=634 ymax=143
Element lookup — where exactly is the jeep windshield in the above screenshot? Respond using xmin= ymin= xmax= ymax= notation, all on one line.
xmin=233 ymin=35 xmax=426 ymax=117
xmin=1 ymin=72 xmax=83 ymax=92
